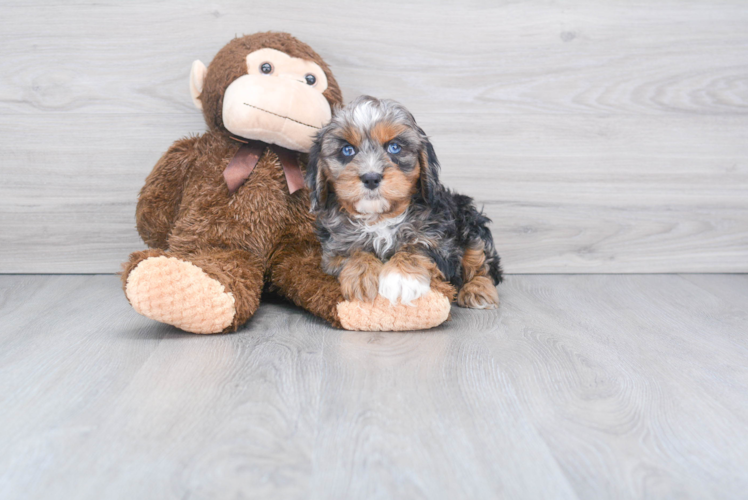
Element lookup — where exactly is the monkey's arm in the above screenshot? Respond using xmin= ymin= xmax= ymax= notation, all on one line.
xmin=136 ymin=136 xmax=199 ymax=249
xmin=268 ymin=228 xmax=347 ymax=327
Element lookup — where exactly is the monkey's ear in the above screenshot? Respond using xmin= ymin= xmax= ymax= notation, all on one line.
xmin=189 ymin=60 xmax=207 ymax=110
xmin=418 ymin=131 xmax=442 ymax=206
xmin=305 ymin=138 xmax=327 ymax=212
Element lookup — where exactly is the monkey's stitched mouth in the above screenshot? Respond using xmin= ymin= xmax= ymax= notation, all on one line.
xmin=243 ymin=103 xmax=320 ymax=129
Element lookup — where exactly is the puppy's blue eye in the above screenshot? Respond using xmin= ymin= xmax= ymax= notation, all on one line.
xmin=341 ymin=145 xmax=355 ymax=157
xmin=387 ymin=142 xmax=402 ymax=154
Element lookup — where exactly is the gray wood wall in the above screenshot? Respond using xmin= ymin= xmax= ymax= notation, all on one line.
xmin=1 ymin=0 xmax=746 ymax=274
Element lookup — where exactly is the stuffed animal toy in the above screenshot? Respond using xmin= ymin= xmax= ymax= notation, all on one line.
xmin=121 ymin=32 xmax=452 ymax=333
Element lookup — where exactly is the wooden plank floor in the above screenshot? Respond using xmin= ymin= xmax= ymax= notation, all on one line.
xmin=0 ymin=274 xmax=747 ymax=499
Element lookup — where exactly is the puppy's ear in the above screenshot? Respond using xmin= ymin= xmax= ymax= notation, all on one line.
xmin=305 ymin=137 xmax=327 ymax=212
xmin=418 ymin=129 xmax=442 ymax=206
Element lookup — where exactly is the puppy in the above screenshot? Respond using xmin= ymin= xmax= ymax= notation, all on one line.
xmin=305 ymin=95 xmax=502 ymax=309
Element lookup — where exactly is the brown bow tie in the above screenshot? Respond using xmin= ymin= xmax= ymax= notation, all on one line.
xmin=223 ymin=138 xmax=305 ymax=195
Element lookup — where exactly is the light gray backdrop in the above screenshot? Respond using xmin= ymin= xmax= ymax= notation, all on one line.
xmin=1 ymin=0 xmax=746 ymax=273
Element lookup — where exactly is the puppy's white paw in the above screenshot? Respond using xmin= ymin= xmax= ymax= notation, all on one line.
xmin=378 ymin=271 xmax=430 ymax=306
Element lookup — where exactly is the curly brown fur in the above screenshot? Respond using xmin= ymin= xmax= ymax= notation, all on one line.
xmin=306 ymin=96 xmax=502 ymax=308
xmin=457 ymin=276 xmax=500 ymax=309
xmin=267 ymin=223 xmax=346 ymax=328
xmin=455 ymin=241 xmax=499 ymax=307
xmin=338 ymin=251 xmax=384 ymax=302
xmin=122 ymin=32 xmax=346 ymax=332
xmin=383 ymin=250 xmax=439 ymax=285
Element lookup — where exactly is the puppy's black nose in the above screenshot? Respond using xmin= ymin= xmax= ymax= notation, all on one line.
xmin=360 ymin=173 xmax=383 ymax=190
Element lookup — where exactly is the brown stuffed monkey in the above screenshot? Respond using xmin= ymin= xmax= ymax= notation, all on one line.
xmin=122 ymin=32 xmax=452 ymax=333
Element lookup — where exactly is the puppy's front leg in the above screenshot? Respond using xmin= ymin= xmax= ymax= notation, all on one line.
xmin=379 ymin=251 xmax=438 ymax=305
xmin=337 ymin=252 xmax=384 ymax=302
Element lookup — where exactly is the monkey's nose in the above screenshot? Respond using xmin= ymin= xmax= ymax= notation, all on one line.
xmin=360 ymin=173 xmax=383 ymax=190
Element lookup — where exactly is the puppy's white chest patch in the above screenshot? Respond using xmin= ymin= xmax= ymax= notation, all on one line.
xmin=355 ymin=212 xmax=407 ymax=258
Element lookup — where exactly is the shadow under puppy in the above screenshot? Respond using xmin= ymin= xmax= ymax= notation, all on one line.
xmin=306 ymin=95 xmax=502 ymax=309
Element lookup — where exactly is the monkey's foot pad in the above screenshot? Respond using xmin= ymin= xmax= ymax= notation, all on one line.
xmin=337 ymin=291 xmax=451 ymax=331
xmin=125 ymin=256 xmax=236 ymax=334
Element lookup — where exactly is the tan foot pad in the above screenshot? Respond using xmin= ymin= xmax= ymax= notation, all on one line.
xmin=337 ymin=291 xmax=451 ymax=332
xmin=125 ymin=256 xmax=236 ymax=334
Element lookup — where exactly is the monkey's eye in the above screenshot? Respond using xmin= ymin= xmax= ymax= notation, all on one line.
xmin=341 ymin=145 xmax=356 ymax=157
xmin=305 ymin=74 xmax=317 ymax=85
xmin=260 ymin=62 xmax=273 ymax=74
xmin=387 ymin=142 xmax=402 ymax=154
